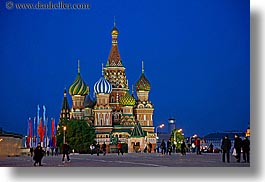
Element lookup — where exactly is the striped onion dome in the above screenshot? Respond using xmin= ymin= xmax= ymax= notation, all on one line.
xmin=68 ymin=73 xmax=89 ymax=96
xmin=94 ymin=77 xmax=112 ymax=94
xmin=120 ymin=91 xmax=136 ymax=106
xmin=135 ymin=73 xmax=151 ymax=91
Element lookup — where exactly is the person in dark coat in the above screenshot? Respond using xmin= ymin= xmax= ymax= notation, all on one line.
xmin=221 ymin=135 xmax=231 ymax=163
xmin=208 ymin=143 xmax=214 ymax=153
xmin=102 ymin=142 xmax=107 ymax=156
xmin=181 ymin=141 xmax=186 ymax=155
xmin=234 ymin=134 xmax=242 ymax=162
xmin=242 ymin=137 xmax=250 ymax=163
xmin=30 ymin=147 xmax=34 ymax=157
xmin=167 ymin=139 xmax=172 ymax=155
xmin=160 ymin=139 xmax=166 ymax=155
xmin=96 ymin=143 xmax=100 ymax=156
xmin=33 ymin=143 xmax=44 ymax=166
xmin=62 ymin=142 xmax=70 ymax=163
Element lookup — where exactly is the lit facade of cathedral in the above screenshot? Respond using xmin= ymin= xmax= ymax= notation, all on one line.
xmin=60 ymin=23 xmax=156 ymax=152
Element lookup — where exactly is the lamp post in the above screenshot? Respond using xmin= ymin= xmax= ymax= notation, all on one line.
xmin=155 ymin=124 xmax=165 ymax=150
xmin=63 ymin=126 xmax=67 ymax=144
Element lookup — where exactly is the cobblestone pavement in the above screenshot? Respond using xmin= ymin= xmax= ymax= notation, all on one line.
xmin=0 ymin=153 xmax=250 ymax=167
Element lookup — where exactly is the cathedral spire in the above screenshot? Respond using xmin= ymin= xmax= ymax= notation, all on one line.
xmin=107 ymin=19 xmax=123 ymax=67
xmin=101 ymin=63 xmax=104 ymax=76
xmin=78 ymin=59 xmax=80 ymax=74
xmin=142 ymin=60 xmax=144 ymax=74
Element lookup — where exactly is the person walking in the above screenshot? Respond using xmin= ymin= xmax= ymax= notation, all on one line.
xmin=46 ymin=146 xmax=50 ymax=156
xmin=117 ymin=142 xmax=123 ymax=155
xmin=195 ymin=137 xmax=201 ymax=155
xmin=96 ymin=143 xmax=100 ymax=156
xmin=208 ymin=143 xmax=214 ymax=153
xmin=33 ymin=143 xmax=44 ymax=166
xmin=180 ymin=141 xmax=186 ymax=155
xmin=30 ymin=147 xmax=34 ymax=157
xmin=160 ymin=139 xmax=166 ymax=155
xmin=102 ymin=142 xmax=107 ymax=156
xmin=221 ymin=135 xmax=231 ymax=163
xmin=234 ymin=134 xmax=242 ymax=162
xmin=62 ymin=142 xmax=70 ymax=163
xmin=55 ymin=146 xmax=59 ymax=156
xmin=242 ymin=137 xmax=250 ymax=163
xmin=148 ymin=142 xmax=152 ymax=153
xmin=167 ymin=139 xmax=172 ymax=155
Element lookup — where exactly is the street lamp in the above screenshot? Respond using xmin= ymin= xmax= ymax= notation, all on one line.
xmin=63 ymin=126 xmax=67 ymax=144
xmin=155 ymin=124 xmax=165 ymax=150
xmin=155 ymin=124 xmax=165 ymax=134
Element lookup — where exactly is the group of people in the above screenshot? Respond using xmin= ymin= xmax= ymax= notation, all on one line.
xmin=221 ymin=134 xmax=250 ymax=163
xmin=31 ymin=142 xmax=71 ymax=166
xmin=159 ymin=139 xmax=187 ymax=156
xmin=89 ymin=142 xmax=107 ymax=156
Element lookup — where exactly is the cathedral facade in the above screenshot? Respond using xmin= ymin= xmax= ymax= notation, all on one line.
xmin=60 ymin=23 xmax=156 ymax=152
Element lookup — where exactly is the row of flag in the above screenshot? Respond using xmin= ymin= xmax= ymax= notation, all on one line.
xmin=26 ymin=105 xmax=58 ymax=148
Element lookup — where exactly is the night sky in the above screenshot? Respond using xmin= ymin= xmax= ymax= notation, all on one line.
xmin=0 ymin=0 xmax=249 ymax=137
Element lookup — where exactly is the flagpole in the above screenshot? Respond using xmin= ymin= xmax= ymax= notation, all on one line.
xmin=37 ymin=105 xmax=40 ymax=144
xmin=33 ymin=117 xmax=36 ymax=147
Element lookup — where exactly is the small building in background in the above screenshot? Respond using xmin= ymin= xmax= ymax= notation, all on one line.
xmin=202 ymin=131 xmax=245 ymax=151
xmin=0 ymin=128 xmax=23 ymax=157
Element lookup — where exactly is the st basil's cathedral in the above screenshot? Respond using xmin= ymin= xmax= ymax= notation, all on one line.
xmin=59 ymin=22 xmax=156 ymax=153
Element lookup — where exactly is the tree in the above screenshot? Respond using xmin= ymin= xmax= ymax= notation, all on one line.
xmin=57 ymin=119 xmax=95 ymax=153
xmin=170 ymin=129 xmax=185 ymax=152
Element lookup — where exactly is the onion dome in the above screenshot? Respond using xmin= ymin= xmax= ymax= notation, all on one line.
xmin=111 ymin=26 xmax=119 ymax=35
xmin=120 ymin=91 xmax=136 ymax=106
xmin=69 ymin=61 xmax=89 ymax=96
xmin=135 ymin=61 xmax=151 ymax=91
xmin=111 ymin=17 xmax=119 ymax=35
xmin=94 ymin=77 xmax=112 ymax=94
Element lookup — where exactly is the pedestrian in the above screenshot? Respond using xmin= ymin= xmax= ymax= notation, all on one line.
xmin=208 ymin=143 xmax=214 ymax=153
xmin=242 ymin=137 xmax=250 ymax=163
xmin=51 ymin=147 xmax=54 ymax=156
xmin=167 ymin=139 xmax=172 ymax=155
xmin=160 ymin=139 xmax=166 ymax=155
xmin=96 ymin=143 xmax=100 ymax=156
xmin=195 ymin=137 xmax=201 ymax=155
xmin=90 ymin=144 xmax=94 ymax=155
xmin=221 ymin=135 xmax=231 ymax=163
xmin=30 ymin=147 xmax=34 ymax=157
xmin=181 ymin=140 xmax=186 ymax=155
xmin=55 ymin=147 xmax=59 ymax=156
xmin=234 ymin=134 xmax=242 ymax=162
xmin=148 ymin=142 xmax=152 ymax=153
xmin=33 ymin=143 xmax=44 ymax=166
xmin=117 ymin=142 xmax=123 ymax=155
xmin=46 ymin=146 xmax=50 ymax=156
xmin=102 ymin=142 xmax=107 ymax=156
xmin=172 ymin=143 xmax=176 ymax=153
xmin=62 ymin=142 xmax=70 ymax=163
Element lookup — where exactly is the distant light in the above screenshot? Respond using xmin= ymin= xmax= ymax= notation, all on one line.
xmin=168 ymin=119 xmax=175 ymax=124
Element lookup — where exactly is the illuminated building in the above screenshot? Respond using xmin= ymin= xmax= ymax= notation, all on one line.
xmin=60 ymin=22 xmax=156 ymax=152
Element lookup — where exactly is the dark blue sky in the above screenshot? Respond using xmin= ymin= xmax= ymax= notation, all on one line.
xmin=0 ymin=0 xmax=249 ymax=137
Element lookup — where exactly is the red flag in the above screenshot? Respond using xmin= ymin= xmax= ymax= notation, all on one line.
xmin=51 ymin=118 xmax=55 ymax=137
xmin=26 ymin=136 xmax=30 ymax=148
xmin=38 ymin=118 xmax=45 ymax=142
